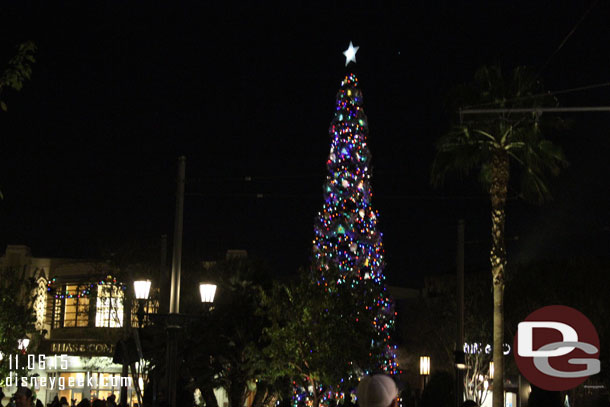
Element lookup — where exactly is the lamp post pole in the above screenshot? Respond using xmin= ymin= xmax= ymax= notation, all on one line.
xmin=456 ymin=219 xmax=465 ymax=406
xmin=420 ymin=356 xmax=430 ymax=394
xmin=169 ymin=156 xmax=186 ymax=315
xmin=168 ymin=156 xmax=186 ymax=407
xmin=132 ymin=281 xmax=151 ymax=407
xmin=136 ymin=277 xmax=216 ymax=407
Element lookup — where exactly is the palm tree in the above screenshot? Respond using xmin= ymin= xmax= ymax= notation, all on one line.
xmin=431 ymin=65 xmax=568 ymax=407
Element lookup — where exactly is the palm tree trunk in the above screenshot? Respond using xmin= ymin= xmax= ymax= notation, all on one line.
xmin=490 ymin=152 xmax=509 ymax=407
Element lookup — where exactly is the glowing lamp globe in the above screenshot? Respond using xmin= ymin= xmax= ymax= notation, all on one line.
xmin=18 ymin=338 xmax=30 ymax=351
xmin=419 ymin=356 xmax=430 ymax=376
xmin=199 ymin=283 xmax=217 ymax=303
xmin=133 ymin=280 xmax=152 ymax=300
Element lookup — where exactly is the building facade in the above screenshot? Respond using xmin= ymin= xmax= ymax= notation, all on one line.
xmin=0 ymin=245 xmax=155 ymax=405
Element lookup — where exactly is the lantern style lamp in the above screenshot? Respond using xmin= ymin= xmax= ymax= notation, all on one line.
xmin=489 ymin=361 xmax=495 ymax=379
xmin=133 ymin=279 xmax=152 ymax=327
xmin=420 ymin=356 xmax=431 ymax=390
xmin=18 ymin=338 xmax=30 ymax=354
xmin=199 ymin=283 xmax=217 ymax=303
xmin=420 ymin=355 xmax=431 ymax=376
xmin=134 ymin=280 xmax=152 ymax=300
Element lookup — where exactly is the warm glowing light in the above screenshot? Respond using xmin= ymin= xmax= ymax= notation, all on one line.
xmin=35 ymin=277 xmax=47 ymax=330
xmin=489 ymin=362 xmax=494 ymax=379
xmin=18 ymin=338 xmax=30 ymax=351
xmin=96 ymin=285 xmax=124 ymax=328
xmin=199 ymin=283 xmax=217 ymax=303
xmin=133 ymin=280 xmax=151 ymax=300
xmin=420 ymin=356 xmax=430 ymax=376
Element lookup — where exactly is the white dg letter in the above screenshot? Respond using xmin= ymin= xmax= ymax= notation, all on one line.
xmin=518 ymin=322 xmax=578 ymax=357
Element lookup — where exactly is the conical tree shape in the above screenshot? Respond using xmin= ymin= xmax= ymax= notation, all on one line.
xmin=313 ymin=73 xmax=397 ymax=374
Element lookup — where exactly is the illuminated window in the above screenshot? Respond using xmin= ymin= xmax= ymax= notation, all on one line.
xmin=60 ymin=284 xmax=90 ymax=328
xmin=96 ymin=284 xmax=124 ymax=328
xmin=131 ymin=288 xmax=160 ymax=327
xmin=50 ymin=370 xmax=138 ymax=405
xmin=52 ymin=297 xmax=62 ymax=329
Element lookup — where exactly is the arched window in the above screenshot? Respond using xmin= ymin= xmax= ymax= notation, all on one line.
xmin=63 ymin=284 xmax=90 ymax=327
xmin=51 ymin=283 xmax=91 ymax=328
xmin=95 ymin=284 xmax=124 ymax=328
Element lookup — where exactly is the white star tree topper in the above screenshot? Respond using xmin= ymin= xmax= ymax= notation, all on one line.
xmin=343 ymin=41 xmax=359 ymax=67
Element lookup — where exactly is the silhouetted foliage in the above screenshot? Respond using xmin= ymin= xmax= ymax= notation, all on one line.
xmin=420 ymin=371 xmax=454 ymax=407
xmin=0 ymin=41 xmax=36 ymax=113
xmin=0 ymin=265 xmax=39 ymax=381
xmin=261 ymin=267 xmax=382 ymax=407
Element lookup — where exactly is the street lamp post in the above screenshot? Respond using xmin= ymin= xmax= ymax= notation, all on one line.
xmin=164 ymin=156 xmax=219 ymax=407
xmin=134 ymin=280 xmax=152 ymax=327
xmin=167 ymin=283 xmax=217 ymax=405
xmin=130 ymin=279 xmax=153 ymax=407
xmin=136 ymin=276 xmax=217 ymax=407
xmin=420 ymin=356 xmax=431 ymax=390
xmin=168 ymin=156 xmax=186 ymax=407
xmin=456 ymin=219 xmax=465 ymax=407
xmin=17 ymin=338 xmax=30 ymax=354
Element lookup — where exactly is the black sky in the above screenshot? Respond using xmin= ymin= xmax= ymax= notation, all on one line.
xmin=1 ymin=1 xmax=609 ymax=286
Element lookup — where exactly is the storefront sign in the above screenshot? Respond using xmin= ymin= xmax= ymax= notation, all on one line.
xmin=464 ymin=342 xmax=511 ymax=355
xmin=47 ymin=341 xmax=115 ymax=356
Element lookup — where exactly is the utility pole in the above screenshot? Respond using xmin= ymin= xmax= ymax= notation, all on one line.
xmin=169 ymin=156 xmax=186 ymax=315
xmin=456 ymin=219 xmax=465 ymax=407
xmin=460 ymin=106 xmax=610 ymax=115
xmin=153 ymin=234 xmax=168 ymax=407
xmin=167 ymin=156 xmax=186 ymax=407
xmin=160 ymin=234 xmax=168 ymax=313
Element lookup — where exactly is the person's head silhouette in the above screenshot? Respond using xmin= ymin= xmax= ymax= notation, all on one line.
xmin=357 ymin=375 xmax=398 ymax=407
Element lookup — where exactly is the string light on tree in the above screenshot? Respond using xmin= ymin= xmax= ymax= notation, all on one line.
xmin=313 ymin=42 xmax=399 ymax=385
xmin=47 ymin=275 xmax=127 ymax=298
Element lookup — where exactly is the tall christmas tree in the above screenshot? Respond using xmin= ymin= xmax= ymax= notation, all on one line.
xmin=313 ymin=42 xmax=398 ymax=375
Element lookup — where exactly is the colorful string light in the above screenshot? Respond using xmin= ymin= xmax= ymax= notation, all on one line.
xmin=47 ymin=275 xmax=127 ymax=299
xmin=305 ymin=73 xmax=399 ymax=407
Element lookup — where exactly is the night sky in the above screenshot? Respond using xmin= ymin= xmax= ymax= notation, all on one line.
xmin=1 ymin=1 xmax=609 ymax=286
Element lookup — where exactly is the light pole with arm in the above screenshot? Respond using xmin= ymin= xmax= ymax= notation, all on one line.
xmin=134 ymin=278 xmax=217 ymax=406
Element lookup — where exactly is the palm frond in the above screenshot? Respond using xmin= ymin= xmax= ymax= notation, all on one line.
xmin=519 ymin=168 xmax=552 ymax=205
xmin=513 ymin=134 xmax=568 ymax=204
xmin=478 ymin=161 xmax=493 ymax=187
xmin=432 ymin=64 xmax=567 ymax=201
xmin=473 ymin=129 xmax=499 ymax=144
xmin=431 ymin=127 xmax=491 ymax=187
